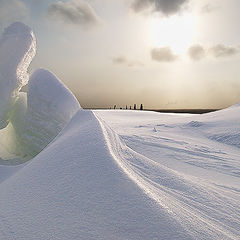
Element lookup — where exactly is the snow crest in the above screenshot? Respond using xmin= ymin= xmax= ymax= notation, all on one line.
xmin=0 ymin=22 xmax=36 ymax=129
xmin=0 ymin=22 xmax=80 ymax=160
xmin=19 ymin=69 xmax=80 ymax=156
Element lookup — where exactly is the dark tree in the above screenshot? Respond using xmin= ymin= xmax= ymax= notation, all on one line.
xmin=126 ymin=105 xmax=128 ymax=109
xmin=140 ymin=104 xmax=143 ymax=110
xmin=114 ymin=105 xmax=116 ymax=109
xmin=134 ymin=104 xmax=136 ymax=110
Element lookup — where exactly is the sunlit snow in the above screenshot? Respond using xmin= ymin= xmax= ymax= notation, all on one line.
xmin=0 ymin=22 xmax=239 ymax=240
xmin=0 ymin=22 xmax=80 ymax=161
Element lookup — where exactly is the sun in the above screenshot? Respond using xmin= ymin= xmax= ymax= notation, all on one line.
xmin=150 ymin=14 xmax=197 ymax=55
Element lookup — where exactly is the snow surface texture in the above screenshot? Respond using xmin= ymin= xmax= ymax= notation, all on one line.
xmin=95 ymin=109 xmax=240 ymax=239
xmin=0 ymin=22 xmax=239 ymax=239
xmin=0 ymin=22 xmax=80 ymax=161
xmin=0 ymin=108 xmax=239 ymax=239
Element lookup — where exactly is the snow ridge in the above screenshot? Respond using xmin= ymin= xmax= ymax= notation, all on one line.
xmin=95 ymin=112 xmax=240 ymax=240
xmin=0 ymin=110 xmax=192 ymax=239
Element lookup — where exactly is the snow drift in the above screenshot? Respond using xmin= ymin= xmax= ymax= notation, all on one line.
xmin=0 ymin=22 xmax=36 ymax=129
xmin=0 ymin=107 xmax=239 ymax=239
xmin=0 ymin=22 xmax=80 ymax=161
xmin=0 ymin=110 xmax=192 ymax=239
xmin=11 ymin=69 xmax=80 ymax=157
xmin=95 ymin=109 xmax=240 ymax=240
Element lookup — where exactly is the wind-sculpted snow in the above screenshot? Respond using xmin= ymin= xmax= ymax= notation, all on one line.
xmin=0 ymin=22 xmax=36 ymax=129
xmin=202 ymin=106 xmax=240 ymax=149
xmin=0 ymin=106 xmax=239 ymax=239
xmin=95 ymin=109 xmax=240 ymax=239
xmin=0 ymin=110 xmax=192 ymax=239
xmin=0 ymin=22 xmax=80 ymax=161
xmin=10 ymin=69 xmax=80 ymax=157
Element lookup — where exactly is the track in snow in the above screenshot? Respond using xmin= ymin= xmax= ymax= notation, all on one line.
xmin=94 ymin=110 xmax=240 ymax=240
xmin=0 ymin=109 xmax=238 ymax=239
xmin=0 ymin=110 xmax=192 ymax=240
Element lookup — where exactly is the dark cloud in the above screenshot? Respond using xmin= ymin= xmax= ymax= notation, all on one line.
xmin=131 ymin=0 xmax=188 ymax=16
xmin=47 ymin=0 xmax=100 ymax=28
xmin=112 ymin=56 xmax=144 ymax=67
xmin=209 ymin=44 xmax=240 ymax=58
xmin=0 ymin=0 xmax=28 ymax=24
xmin=151 ymin=47 xmax=178 ymax=62
xmin=188 ymin=44 xmax=205 ymax=61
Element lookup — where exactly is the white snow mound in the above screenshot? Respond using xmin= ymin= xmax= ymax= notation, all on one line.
xmin=0 ymin=110 xmax=192 ymax=240
xmin=13 ymin=69 xmax=81 ymax=157
xmin=0 ymin=23 xmax=80 ymax=161
xmin=0 ymin=22 xmax=36 ymax=129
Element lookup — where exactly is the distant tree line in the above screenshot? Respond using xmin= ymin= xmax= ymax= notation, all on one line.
xmin=111 ymin=104 xmax=143 ymax=110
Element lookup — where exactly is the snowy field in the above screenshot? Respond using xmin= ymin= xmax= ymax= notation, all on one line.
xmin=0 ymin=108 xmax=239 ymax=239
xmin=94 ymin=108 xmax=240 ymax=239
xmin=0 ymin=22 xmax=239 ymax=239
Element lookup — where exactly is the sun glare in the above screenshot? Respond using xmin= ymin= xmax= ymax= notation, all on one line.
xmin=150 ymin=14 xmax=196 ymax=55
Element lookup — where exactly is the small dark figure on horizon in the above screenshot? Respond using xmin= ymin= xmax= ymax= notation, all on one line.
xmin=130 ymin=106 xmax=132 ymax=110
xmin=114 ymin=105 xmax=116 ymax=109
xmin=140 ymin=104 xmax=143 ymax=110
xmin=134 ymin=104 xmax=136 ymax=110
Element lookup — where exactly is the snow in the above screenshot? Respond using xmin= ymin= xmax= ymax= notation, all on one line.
xmin=0 ymin=22 xmax=239 ymax=239
xmin=0 ymin=23 xmax=80 ymax=161
xmin=0 ymin=108 xmax=239 ymax=239
xmin=0 ymin=110 xmax=192 ymax=240
xmin=0 ymin=22 xmax=36 ymax=129
xmin=14 ymin=69 xmax=81 ymax=157
xmin=94 ymin=109 xmax=240 ymax=239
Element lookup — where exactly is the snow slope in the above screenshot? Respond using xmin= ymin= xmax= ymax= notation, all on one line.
xmin=0 ymin=110 xmax=192 ymax=240
xmin=94 ymin=108 xmax=240 ymax=239
xmin=0 ymin=107 xmax=238 ymax=239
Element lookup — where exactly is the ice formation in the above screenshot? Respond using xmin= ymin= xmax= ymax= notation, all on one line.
xmin=12 ymin=69 xmax=81 ymax=157
xmin=0 ymin=22 xmax=36 ymax=129
xmin=0 ymin=22 xmax=81 ymax=160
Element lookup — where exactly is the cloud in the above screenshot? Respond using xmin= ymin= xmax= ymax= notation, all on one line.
xmin=0 ymin=0 xmax=28 ymax=24
xmin=47 ymin=0 xmax=100 ymax=28
xmin=112 ymin=56 xmax=144 ymax=67
xmin=188 ymin=44 xmax=205 ymax=61
xmin=112 ymin=56 xmax=127 ymax=64
xmin=131 ymin=0 xmax=188 ymax=16
xmin=151 ymin=47 xmax=178 ymax=62
xmin=187 ymin=44 xmax=240 ymax=61
xmin=209 ymin=44 xmax=240 ymax=58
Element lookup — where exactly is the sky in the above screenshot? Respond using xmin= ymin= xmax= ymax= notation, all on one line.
xmin=1 ymin=0 xmax=240 ymax=109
